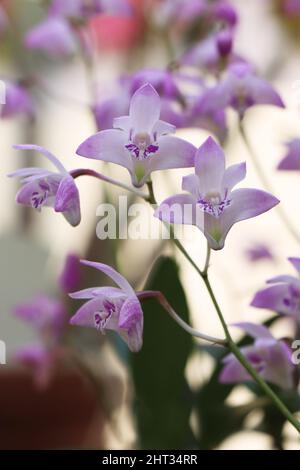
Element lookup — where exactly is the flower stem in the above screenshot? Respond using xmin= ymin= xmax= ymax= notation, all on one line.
xmin=147 ymin=180 xmax=300 ymax=434
xmin=137 ymin=290 xmax=226 ymax=346
xmin=71 ymin=168 xmax=149 ymax=199
xmin=239 ymin=120 xmax=300 ymax=246
xmin=203 ymin=266 xmax=300 ymax=434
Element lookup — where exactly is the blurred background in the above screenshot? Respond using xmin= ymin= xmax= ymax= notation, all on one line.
xmin=1 ymin=0 xmax=300 ymax=450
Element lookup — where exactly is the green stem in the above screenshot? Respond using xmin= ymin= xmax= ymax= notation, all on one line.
xmin=204 ymin=266 xmax=300 ymax=434
xmin=146 ymin=180 xmax=300 ymax=434
xmin=239 ymin=120 xmax=300 ymax=246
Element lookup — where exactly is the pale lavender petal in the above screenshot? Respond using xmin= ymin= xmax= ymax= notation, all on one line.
xmin=219 ymin=354 xmax=251 ymax=383
xmin=69 ymin=286 xmax=123 ymax=299
xmin=278 ymin=139 xmax=300 ymax=171
xmin=182 ymin=174 xmax=200 ymax=198
xmin=222 ymin=162 xmax=246 ymax=192
xmin=153 ymin=119 xmax=176 ymax=136
xmin=76 ymin=129 xmax=133 ymax=172
xmin=289 ymin=257 xmax=300 ymax=276
xmin=267 ymin=275 xmax=298 ymax=284
xmin=80 ymin=260 xmax=135 ymax=296
xmin=1 ymin=81 xmax=34 ymax=119
xmin=70 ymin=296 xmax=109 ymax=328
xmin=232 ymin=322 xmax=274 ymax=339
xmin=129 ymin=84 xmax=161 ymax=134
xmin=147 ymin=135 xmax=196 ymax=173
xmin=220 ymin=188 xmax=279 ymax=235
xmin=247 ymin=75 xmax=285 ymax=109
xmin=118 ymin=296 xmax=143 ymax=330
xmin=251 ymin=284 xmax=295 ymax=315
xmin=195 ymin=137 xmax=226 ymax=193
xmin=262 ymin=342 xmax=294 ymax=390
xmin=55 ymin=175 xmax=81 ymax=226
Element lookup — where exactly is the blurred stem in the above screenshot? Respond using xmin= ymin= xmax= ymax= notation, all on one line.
xmin=239 ymin=120 xmax=300 ymax=246
xmin=71 ymin=168 xmax=149 ymax=199
xmin=137 ymin=290 xmax=226 ymax=345
xmin=147 ymin=180 xmax=300 ymax=434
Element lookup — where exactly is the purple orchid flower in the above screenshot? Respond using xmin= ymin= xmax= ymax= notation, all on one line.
xmin=154 ymin=137 xmax=279 ymax=250
xmin=181 ymin=31 xmax=242 ymax=75
xmin=251 ymin=257 xmax=300 ymax=322
xmin=24 ymin=16 xmax=77 ymax=57
xmin=8 ymin=145 xmax=81 ymax=226
xmin=77 ymin=84 xmax=196 ymax=187
xmin=278 ymin=138 xmax=300 ymax=170
xmin=50 ymin=0 xmax=132 ymax=19
xmin=92 ymin=69 xmax=227 ymax=142
xmin=69 ymin=260 xmax=144 ymax=352
xmin=197 ymin=62 xmax=284 ymax=119
xmin=0 ymin=80 xmax=34 ymax=119
xmin=220 ymin=322 xmax=295 ymax=390
xmin=15 ymin=344 xmax=57 ymax=389
xmin=14 ymin=295 xmax=67 ymax=342
xmin=59 ymin=253 xmax=82 ymax=293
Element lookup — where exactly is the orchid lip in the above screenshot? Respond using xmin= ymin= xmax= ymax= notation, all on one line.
xmin=94 ymin=299 xmax=116 ymax=332
xmin=197 ymin=191 xmax=232 ymax=217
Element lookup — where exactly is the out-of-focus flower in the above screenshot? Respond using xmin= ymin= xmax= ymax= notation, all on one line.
xmin=197 ymin=62 xmax=284 ymax=119
xmin=14 ymin=295 xmax=67 ymax=342
xmin=152 ymin=0 xmax=237 ymax=33
xmin=245 ymin=243 xmax=274 ymax=263
xmin=278 ymin=139 xmax=300 ymax=170
xmin=50 ymin=0 xmax=132 ymax=18
xmin=8 ymin=145 xmax=81 ymax=226
xmin=251 ymin=257 xmax=300 ymax=322
xmin=15 ymin=344 xmax=57 ymax=389
xmin=281 ymin=0 xmax=300 ymax=15
xmin=59 ymin=253 xmax=83 ymax=293
xmin=78 ymin=83 xmax=196 ymax=187
xmin=0 ymin=80 xmax=34 ymax=119
xmin=220 ymin=322 xmax=295 ymax=390
xmin=70 ymin=260 xmax=144 ymax=352
xmin=155 ymin=137 xmax=279 ymax=250
xmin=181 ymin=31 xmax=242 ymax=75
xmin=24 ymin=16 xmax=77 ymax=57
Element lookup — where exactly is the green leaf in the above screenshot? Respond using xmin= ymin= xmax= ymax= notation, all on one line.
xmin=130 ymin=256 xmax=194 ymax=449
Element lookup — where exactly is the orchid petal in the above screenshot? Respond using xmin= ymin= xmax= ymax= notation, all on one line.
xmin=129 ymin=83 xmax=160 ymax=134
xmin=154 ymin=193 xmax=199 ymax=226
xmin=69 ymin=286 xmax=123 ymax=300
xmin=80 ymin=260 xmax=135 ymax=296
xmin=222 ymin=162 xmax=246 ymax=192
xmin=195 ymin=137 xmax=225 ymax=192
xmin=13 ymin=144 xmax=67 ymax=174
xmin=148 ymin=135 xmax=196 ymax=173
xmin=251 ymin=284 xmax=295 ymax=315
xmin=76 ymin=129 xmax=133 ymax=172
xmin=289 ymin=257 xmax=300 ymax=276
xmin=55 ymin=175 xmax=81 ymax=227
